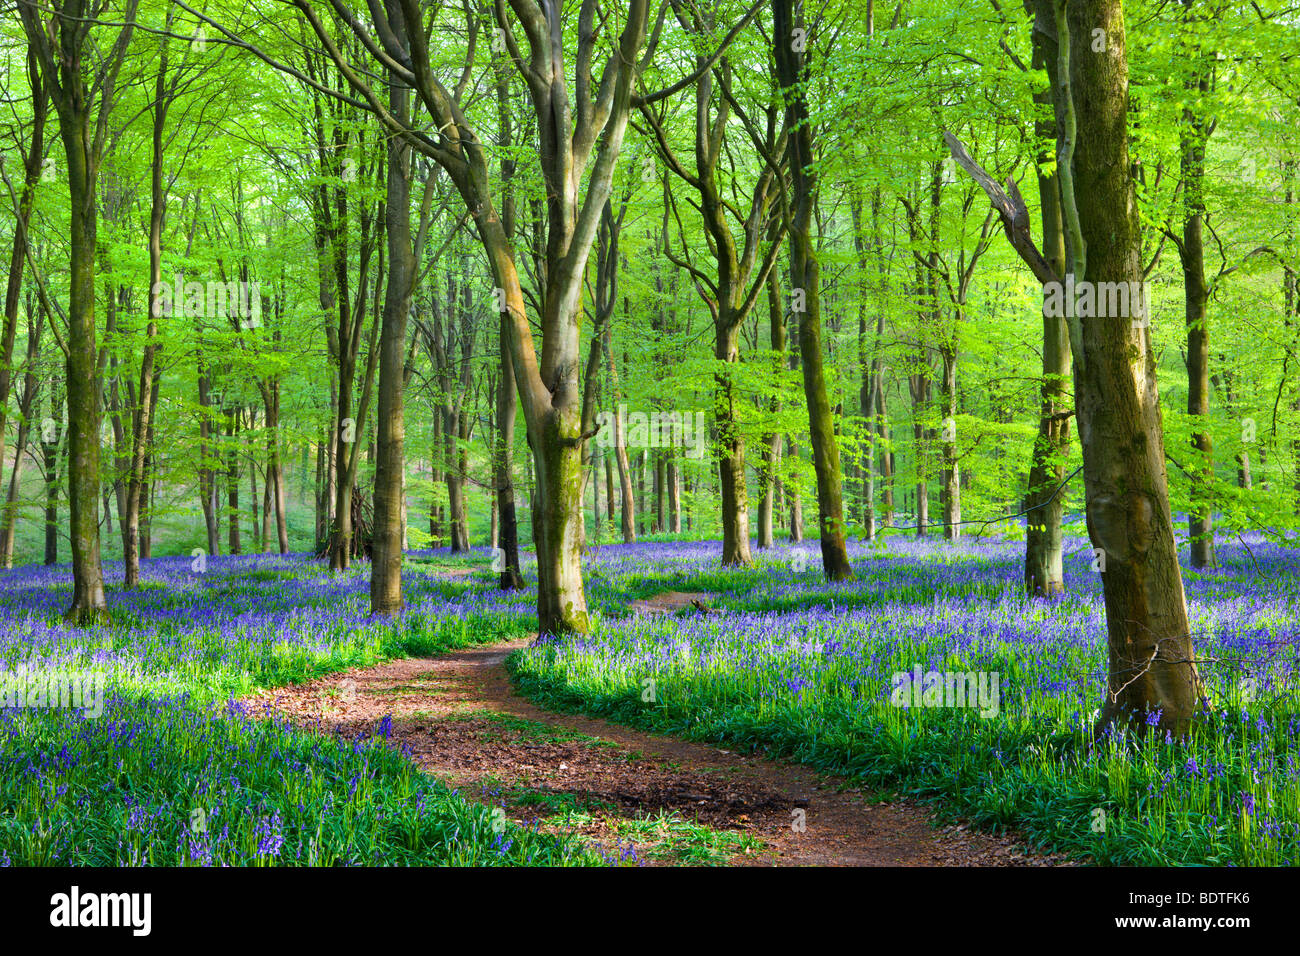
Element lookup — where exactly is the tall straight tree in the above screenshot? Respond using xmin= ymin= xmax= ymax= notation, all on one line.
xmin=772 ymin=0 xmax=852 ymax=580
xmin=0 ymin=48 xmax=48 ymax=507
xmin=19 ymin=0 xmax=139 ymax=622
xmin=1059 ymin=0 xmax=1201 ymax=731
xmin=491 ymin=50 xmax=524 ymax=589
xmin=370 ymin=0 xmax=414 ymax=614
xmin=126 ymin=4 xmax=196 ymax=588
xmin=1022 ymin=0 xmax=1072 ymax=598
xmin=951 ymin=0 xmax=1202 ymax=732
xmin=1171 ymin=0 xmax=1216 ymax=569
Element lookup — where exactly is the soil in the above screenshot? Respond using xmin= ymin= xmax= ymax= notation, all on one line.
xmin=241 ymin=637 xmax=1077 ymax=867
xmin=626 ymin=590 xmax=715 ymax=616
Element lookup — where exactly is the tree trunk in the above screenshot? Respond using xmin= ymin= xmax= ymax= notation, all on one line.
xmin=495 ymin=310 xmax=525 ymax=588
xmin=272 ymin=391 xmax=288 ymax=554
xmin=1062 ymin=0 xmax=1201 ymax=733
xmin=226 ymin=410 xmax=241 ymax=555
xmin=125 ymin=50 xmax=168 ymax=589
xmin=939 ymin=345 xmax=961 ymax=541
xmin=44 ymin=404 xmax=63 ymax=566
xmin=604 ymin=328 xmax=636 ymax=543
xmin=1023 ymin=4 xmax=1073 ymax=598
xmin=774 ymin=0 xmax=852 ymax=579
xmin=0 ymin=51 xmax=46 ymax=497
xmin=198 ymin=367 xmax=220 ymax=556
xmin=758 ymin=268 xmax=784 ymax=549
xmin=445 ymin=425 xmax=468 ymax=551
xmin=1179 ymin=42 xmax=1215 ymax=569
xmin=62 ymin=103 xmax=108 ymax=620
xmin=667 ymin=457 xmax=681 ymax=533
xmin=852 ymin=188 xmax=885 ymax=542
xmin=0 ymin=296 xmax=43 ymax=567
xmin=654 ymin=452 xmax=666 ymax=533
xmin=716 ymin=321 xmax=752 ymax=565
xmin=787 ymin=435 xmax=804 ymax=541
xmin=139 ymin=371 xmax=160 ymax=559
xmin=604 ymin=455 xmax=615 ymax=526
xmin=371 ymin=19 xmax=413 ymax=614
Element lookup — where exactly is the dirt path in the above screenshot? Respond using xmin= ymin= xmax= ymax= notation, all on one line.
xmin=242 ymin=638 xmax=1074 ymax=867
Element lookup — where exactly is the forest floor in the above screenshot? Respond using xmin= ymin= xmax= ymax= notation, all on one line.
xmin=241 ymin=624 xmax=1077 ymax=867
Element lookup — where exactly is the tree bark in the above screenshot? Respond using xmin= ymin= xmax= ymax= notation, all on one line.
xmin=1177 ymin=11 xmax=1215 ymax=569
xmin=371 ymin=8 xmax=413 ymax=614
xmin=0 ymin=49 xmax=47 ymax=494
xmin=492 ymin=61 xmax=525 ymax=589
xmin=1023 ymin=0 xmax=1073 ymax=598
xmin=758 ymin=267 xmax=784 ymax=548
xmin=1062 ymin=0 xmax=1201 ymax=732
xmin=44 ymin=390 xmax=64 ymax=566
xmin=774 ymin=0 xmax=851 ymax=579
xmin=939 ymin=345 xmax=961 ymax=541
xmin=604 ymin=324 xmax=636 ymax=543
xmin=226 ymin=408 xmax=242 ymax=555
xmin=716 ymin=321 xmax=752 ymax=564
xmin=0 ymin=298 xmax=43 ymax=567
xmin=124 ymin=24 xmax=171 ymax=588
xmin=60 ymin=97 xmax=108 ymax=619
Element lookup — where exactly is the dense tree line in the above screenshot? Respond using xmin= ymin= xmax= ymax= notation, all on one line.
xmin=1 ymin=0 xmax=1298 ymax=732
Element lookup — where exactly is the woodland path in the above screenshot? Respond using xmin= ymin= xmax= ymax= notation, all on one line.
xmin=242 ymin=618 xmax=1075 ymax=867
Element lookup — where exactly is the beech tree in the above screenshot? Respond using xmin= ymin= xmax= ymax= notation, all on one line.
xmin=949 ymin=0 xmax=1203 ymax=732
xmin=18 ymin=0 xmax=140 ymax=622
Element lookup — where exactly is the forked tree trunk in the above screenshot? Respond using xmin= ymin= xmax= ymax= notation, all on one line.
xmin=299 ymin=0 xmax=650 ymax=635
xmin=19 ymin=0 xmax=137 ymax=618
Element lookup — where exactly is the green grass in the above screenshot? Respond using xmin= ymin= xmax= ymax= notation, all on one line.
xmin=507 ymin=545 xmax=1300 ymax=867
xmin=0 ymin=560 xmax=585 ymax=867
